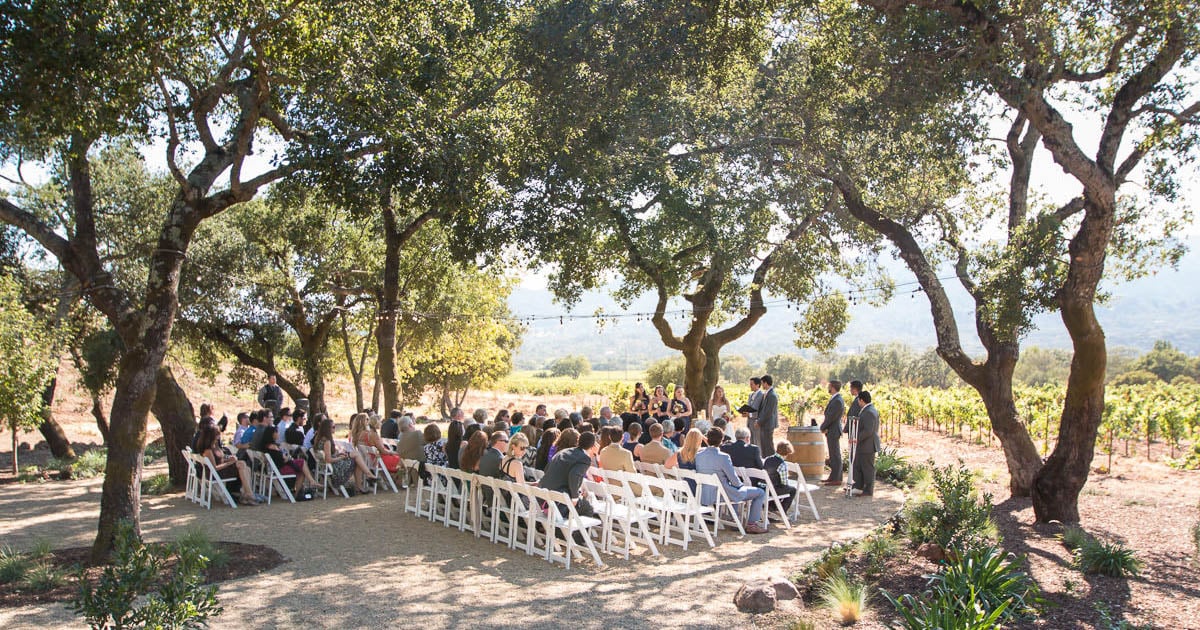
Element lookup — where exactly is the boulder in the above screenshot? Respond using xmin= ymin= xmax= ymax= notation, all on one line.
xmin=916 ymin=542 xmax=948 ymax=563
xmin=734 ymin=581 xmax=777 ymax=614
xmin=769 ymin=576 xmax=800 ymax=602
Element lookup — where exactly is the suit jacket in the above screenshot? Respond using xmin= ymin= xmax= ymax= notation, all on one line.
xmin=821 ymin=393 xmax=844 ymax=434
xmin=641 ymin=440 xmax=673 ymax=465
xmin=397 ymin=429 xmax=426 ymax=463
xmin=720 ymin=440 xmax=763 ymax=470
xmin=757 ymin=387 xmax=779 ymax=431
xmin=598 ymin=444 xmax=635 ymax=474
xmin=539 ymin=447 xmax=592 ymax=499
xmin=478 ymin=447 xmax=504 ymax=479
xmin=694 ymin=446 xmax=746 ymax=506
xmin=855 ymin=403 xmax=882 ymax=454
xmin=845 ymin=394 xmax=862 ymax=434
xmin=747 ymin=389 xmax=764 ymax=420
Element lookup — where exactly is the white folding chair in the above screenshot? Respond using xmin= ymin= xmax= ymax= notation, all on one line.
xmin=194 ymin=453 xmax=238 ymax=509
xmin=583 ymin=478 xmax=660 ymax=559
xmin=402 ymin=458 xmax=426 ymax=513
xmin=618 ymin=471 xmax=714 ymax=549
xmin=635 ymin=461 xmax=665 ymax=478
xmin=786 ymin=462 xmax=822 ymax=521
xmin=182 ymin=448 xmax=198 ymax=504
xmin=260 ymin=451 xmax=298 ymax=504
xmin=526 ymin=467 xmax=544 ymax=482
xmin=528 ymin=486 xmax=605 ymax=569
xmin=311 ymin=446 xmax=349 ymax=499
xmin=671 ymin=468 xmax=747 ymax=536
xmin=359 ymin=445 xmax=399 ymax=494
xmin=738 ymin=467 xmax=790 ymax=529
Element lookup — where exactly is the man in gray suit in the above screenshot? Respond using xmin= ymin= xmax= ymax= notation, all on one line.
xmin=696 ymin=428 xmax=768 ymax=534
xmin=850 ymin=390 xmax=881 ymax=496
xmin=820 ymin=380 xmax=845 ymax=485
xmin=756 ymin=375 xmax=779 ymax=458
xmin=745 ymin=377 xmax=763 ymax=447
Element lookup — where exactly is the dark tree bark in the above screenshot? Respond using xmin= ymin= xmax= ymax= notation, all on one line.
xmin=375 ymin=204 xmax=439 ymax=414
xmin=38 ymin=378 xmax=76 ymax=459
xmin=151 ymin=366 xmax=195 ymax=487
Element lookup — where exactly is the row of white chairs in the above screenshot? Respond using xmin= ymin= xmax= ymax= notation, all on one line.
xmin=632 ymin=460 xmax=821 ymax=525
xmin=406 ymin=464 xmax=606 ymax=569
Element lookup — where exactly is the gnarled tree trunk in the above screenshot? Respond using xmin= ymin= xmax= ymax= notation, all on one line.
xmin=151 ymin=366 xmax=195 ymax=488
xmin=38 ymin=378 xmax=76 ymax=459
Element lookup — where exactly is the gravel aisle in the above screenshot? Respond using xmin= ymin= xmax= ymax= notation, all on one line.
xmin=0 ymin=474 xmax=901 ymax=630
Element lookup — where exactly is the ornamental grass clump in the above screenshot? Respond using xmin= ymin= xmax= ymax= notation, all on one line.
xmin=1074 ymin=537 xmax=1142 ymax=578
xmin=887 ymin=547 xmax=1039 ymax=628
xmin=819 ymin=570 xmax=870 ymax=624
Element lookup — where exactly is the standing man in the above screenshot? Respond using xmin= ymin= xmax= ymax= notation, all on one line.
xmin=745 ymin=377 xmax=763 ymax=448
xmin=844 ymin=380 xmax=863 ymax=437
xmin=756 ymin=375 xmax=779 ymax=458
xmin=821 ymin=380 xmax=846 ymax=486
xmin=257 ymin=374 xmax=285 ymax=415
xmin=850 ymin=391 xmax=880 ymax=496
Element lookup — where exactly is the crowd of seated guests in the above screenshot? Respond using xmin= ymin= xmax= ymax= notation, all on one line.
xmin=193 ymin=390 xmax=789 ymax=526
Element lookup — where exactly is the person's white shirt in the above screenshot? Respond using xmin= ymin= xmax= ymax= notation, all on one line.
xmin=276 ymin=419 xmax=293 ymax=444
xmin=302 ymin=427 xmax=315 ymax=450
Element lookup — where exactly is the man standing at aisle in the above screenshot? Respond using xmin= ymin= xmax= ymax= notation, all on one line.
xmin=745 ymin=377 xmax=764 ymax=448
xmin=257 ymin=374 xmax=285 ymax=415
xmin=820 ymin=380 xmax=845 ymax=486
xmin=756 ymin=375 xmax=779 ymax=458
xmin=850 ymin=390 xmax=880 ymax=496
xmin=844 ymin=380 xmax=863 ymax=437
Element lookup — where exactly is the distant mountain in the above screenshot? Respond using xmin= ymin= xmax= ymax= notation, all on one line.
xmin=510 ymin=248 xmax=1200 ymax=369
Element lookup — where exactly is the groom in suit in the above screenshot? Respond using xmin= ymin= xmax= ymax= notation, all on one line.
xmin=850 ymin=390 xmax=881 ymax=496
xmin=820 ymin=380 xmax=845 ymax=485
xmin=756 ymin=375 xmax=779 ymax=458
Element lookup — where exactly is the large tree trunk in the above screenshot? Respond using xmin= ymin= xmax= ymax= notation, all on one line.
xmin=151 ymin=366 xmax=195 ymax=488
xmin=371 ymin=360 xmax=382 ymax=413
xmin=38 ymin=378 xmax=76 ymax=459
xmin=1032 ymin=201 xmax=1112 ymax=523
xmin=376 ymin=207 xmax=402 ymax=414
xmin=975 ymin=348 xmax=1043 ymax=496
xmin=91 ymin=392 xmax=110 ymax=444
xmin=302 ymin=355 xmax=327 ymax=416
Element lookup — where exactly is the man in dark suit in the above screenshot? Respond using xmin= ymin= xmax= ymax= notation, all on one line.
xmin=720 ymin=427 xmax=763 ymax=469
xmin=850 ymin=390 xmax=881 ymax=496
xmin=539 ymin=431 xmax=598 ymax=516
xmin=745 ymin=377 xmax=763 ymax=447
xmin=756 ymin=375 xmax=779 ymax=457
xmin=478 ymin=431 xmax=509 ymax=506
xmin=844 ymin=379 xmax=863 ymax=436
xmin=380 ymin=410 xmax=401 ymax=440
xmin=820 ymin=380 xmax=846 ymax=485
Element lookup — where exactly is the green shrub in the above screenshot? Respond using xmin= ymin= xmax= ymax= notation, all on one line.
xmin=876 ymin=447 xmax=920 ymax=488
xmin=176 ymin=526 xmax=228 ymax=569
xmin=23 ymin=560 xmax=65 ymax=592
xmin=904 ymin=462 xmax=997 ymax=554
xmin=888 ymin=590 xmax=1009 ymax=630
xmin=807 ymin=544 xmax=849 ymax=580
xmin=26 ymin=539 xmax=54 ymax=561
xmin=819 ymin=570 xmax=870 ymax=624
xmin=929 ymin=546 xmax=1040 ymax=621
xmin=1074 ymin=537 xmax=1141 ymax=578
xmin=0 ymin=546 xmax=30 ymax=584
xmin=860 ymin=533 xmax=901 ymax=575
xmin=143 ymin=442 xmax=166 ymax=464
xmin=51 ymin=448 xmax=107 ymax=479
xmin=1059 ymin=526 xmax=1091 ymax=551
xmin=141 ymin=473 xmax=173 ymax=496
xmin=70 ymin=521 xmax=222 ymax=629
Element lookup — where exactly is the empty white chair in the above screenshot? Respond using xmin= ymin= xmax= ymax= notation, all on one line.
xmin=786 ymin=462 xmax=821 ymax=522
xmin=527 ymin=485 xmax=605 ymax=569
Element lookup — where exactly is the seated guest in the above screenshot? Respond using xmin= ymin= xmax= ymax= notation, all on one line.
xmin=276 ymin=410 xmax=295 ymax=444
xmin=501 ymin=433 xmax=534 ymax=483
xmin=494 ymin=409 xmax=511 ymax=426
xmin=254 ymin=424 xmax=318 ymax=495
xmin=580 ymin=406 xmax=596 ymax=432
xmin=353 ymin=414 xmax=400 ymax=474
xmin=471 ymin=408 xmax=489 ymax=427
xmin=696 ymin=428 xmax=768 ymax=534
xmin=445 ymin=420 xmax=465 ymax=469
xmin=597 ymin=406 xmax=619 ymax=427
xmin=458 ymin=431 xmax=488 ymax=473
xmin=539 ymin=431 xmax=599 ymax=516
xmin=380 ymin=410 xmax=401 ymax=440
xmin=599 ymin=427 xmax=636 ymax=474
xmin=549 ymin=427 xmax=579 ymax=462
xmin=302 ymin=413 xmax=321 ymax=450
xmin=640 ymin=422 xmax=678 ymax=469
xmin=479 ymin=431 xmax=509 ymax=478
xmin=677 ymin=429 xmax=704 ymax=471
xmin=423 ymin=423 xmax=448 ymax=467
xmin=534 ymin=428 xmax=560 ymax=471
xmin=396 ymin=415 xmax=426 ymax=463
xmin=509 ymin=412 xmax=526 ymax=437
xmin=231 ymin=412 xmax=251 ymax=446
xmin=720 ymin=427 xmax=764 ymax=470
xmin=197 ymin=420 xmax=259 ymax=505
xmin=620 ymin=423 xmax=643 ymax=461
xmin=285 ymin=411 xmax=306 ymax=448
xmin=313 ymin=417 xmax=374 ymax=494
xmin=662 ymin=422 xmax=683 ymax=449
xmin=763 ymin=441 xmax=798 ymax=512
xmin=235 ymin=411 xmax=265 ymax=457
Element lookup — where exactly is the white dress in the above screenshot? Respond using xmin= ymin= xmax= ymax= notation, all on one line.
xmin=709 ymin=404 xmax=729 ymax=420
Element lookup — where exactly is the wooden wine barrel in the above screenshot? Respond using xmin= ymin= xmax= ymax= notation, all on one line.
xmin=786 ymin=425 xmax=826 ymax=481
